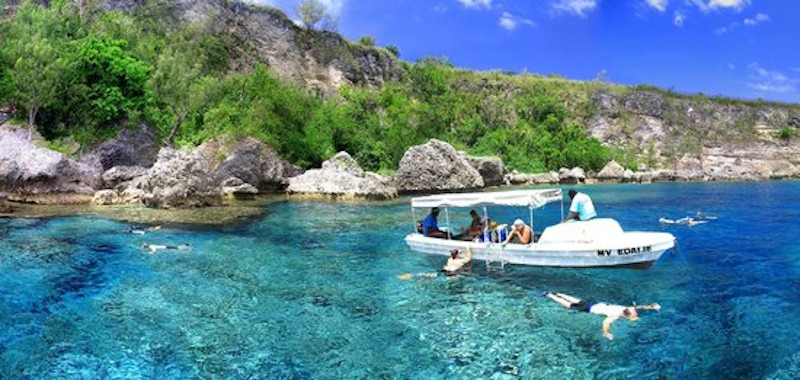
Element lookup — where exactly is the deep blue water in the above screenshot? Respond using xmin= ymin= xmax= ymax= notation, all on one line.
xmin=1 ymin=181 xmax=800 ymax=379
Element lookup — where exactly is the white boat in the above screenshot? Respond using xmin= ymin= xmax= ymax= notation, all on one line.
xmin=405 ymin=188 xmax=676 ymax=268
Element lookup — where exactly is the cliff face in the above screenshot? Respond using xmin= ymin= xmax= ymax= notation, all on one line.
xmin=103 ymin=1 xmax=800 ymax=180
xmin=104 ymin=0 xmax=403 ymax=92
xmin=588 ymin=90 xmax=800 ymax=180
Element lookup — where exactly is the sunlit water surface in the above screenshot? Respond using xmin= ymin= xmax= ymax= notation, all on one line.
xmin=2 ymin=182 xmax=800 ymax=378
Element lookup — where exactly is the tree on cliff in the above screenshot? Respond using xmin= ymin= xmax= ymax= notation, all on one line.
xmin=149 ymin=44 xmax=203 ymax=146
xmin=296 ymin=0 xmax=337 ymax=31
xmin=3 ymin=1 xmax=73 ymax=139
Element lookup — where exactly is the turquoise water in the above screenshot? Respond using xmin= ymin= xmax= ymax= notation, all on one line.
xmin=2 ymin=181 xmax=800 ymax=378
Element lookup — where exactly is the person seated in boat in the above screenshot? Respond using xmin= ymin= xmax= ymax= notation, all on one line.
xmin=459 ymin=210 xmax=485 ymax=240
xmin=562 ymin=189 xmax=597 ymax=223
xmin=422 ymin=207 xmax=449 ymax=238
xmin=142 ymin=243 xmax=191 ymax=254
xmin=543 ymin=291 xmax=661 ymax=340
xmin=502 ymin=219 xmax=532 ymax=245
xmin=442 ymin=247 xmax=472 ymax=276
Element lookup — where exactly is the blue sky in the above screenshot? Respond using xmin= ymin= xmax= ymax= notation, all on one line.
xmin=255 ymin=0 xmax=799 ymax=104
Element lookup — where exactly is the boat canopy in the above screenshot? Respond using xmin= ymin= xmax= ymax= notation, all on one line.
xmin=411 ymin=188 xmax=563 ymax=209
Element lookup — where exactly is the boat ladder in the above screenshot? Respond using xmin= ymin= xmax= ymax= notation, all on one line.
xmin=484 ymin=244 xmax=508 ymax=272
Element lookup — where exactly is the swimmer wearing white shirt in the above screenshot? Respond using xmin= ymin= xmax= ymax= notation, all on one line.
xmin=544 ymin=291 xmax=661 ymax=340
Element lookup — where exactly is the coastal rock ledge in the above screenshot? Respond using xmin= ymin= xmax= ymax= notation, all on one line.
xmin=287 ymin=151 xmax=397 ymax=200
xmin=93 ymin=135 xmax=299 ymax=208
xmin=0 ymin=124 xmax=101 ymax=203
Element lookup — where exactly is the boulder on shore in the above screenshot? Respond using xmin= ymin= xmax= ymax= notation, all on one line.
xmin=0 ymin=124 xmax=102 ymax=202
xmin=198 ymin=136 xmax=296 ymax=191
xmin=558 ymin=167 xmax=586 ymax=184
xmin=596 ymin=160 xmax=625 ymax=182
xmin=129 ymin=148 xmax=220 ymax=209
xmin=287 ymin=151 xmax=397 ymax=200
xmin=504 ymin=171 xmax=559 ymax=185
xmin=102 ymin=165 xmax=149 ymax=190
xmin=466 ymin=156 xmax=506 ymax=186
xmin=101 ymin=135 xmax=299 ymax=208
xmin=393 ymin=139 xmax=484 ymax=193
xmin=85 ymin=125 xmax=160 ymax=170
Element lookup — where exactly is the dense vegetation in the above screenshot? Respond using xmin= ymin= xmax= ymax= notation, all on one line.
xmin=0 ymin=0 xmax=658 ymax=172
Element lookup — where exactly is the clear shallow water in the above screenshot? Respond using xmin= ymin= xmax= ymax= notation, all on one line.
xmin=1 ymin=182 xmax=800 ymax=379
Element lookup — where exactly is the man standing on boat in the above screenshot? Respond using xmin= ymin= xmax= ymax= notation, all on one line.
xmin=563 ymin=189 xmax=597 ymax=222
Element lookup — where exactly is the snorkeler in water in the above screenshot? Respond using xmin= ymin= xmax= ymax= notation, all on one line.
xmin=142 ymin=243 xmax=190 ymax=254
xmin=128 ymin=225 xmax=163 ymax=235
xmin=544 ymin=292 xmax=661 ymax=340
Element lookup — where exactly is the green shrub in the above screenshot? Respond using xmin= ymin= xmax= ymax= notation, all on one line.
xmin=358 ymin=36 xmax=375 ymax=47
xmin=777 ymin=127 xmax=794 ymax=140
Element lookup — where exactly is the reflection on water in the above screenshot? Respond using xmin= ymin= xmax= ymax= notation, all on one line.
xmin=1 ymin=181 xmax=800 ymax=378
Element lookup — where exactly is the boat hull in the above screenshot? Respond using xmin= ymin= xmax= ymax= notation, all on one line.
xmin=404 ymin=232 xmax=674 ymax=268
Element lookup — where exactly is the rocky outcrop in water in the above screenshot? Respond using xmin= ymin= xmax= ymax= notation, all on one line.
xmin=0 ymin=124 xmax=102 ymax=203
xmin=287 ymin=151 xmax=397 ymax=200
xmin=393 ymin=139 xmax=484 ymax=193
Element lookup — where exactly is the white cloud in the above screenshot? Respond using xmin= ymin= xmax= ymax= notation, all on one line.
xmin=646 ymin=0 xmax=668 ymax=12
xmin=673 ymin=10 xmax=685 ymax=26
xmin=716 ymin=12 xmax=768 ymax=35
xmin=553 ymin=0 xmax=599 ymax=17
xmin=744 ymin=13 xmax=769 ymax=25
xmin=458 ymin=0 xmax=492 ymax=10
xmin=709 ymin=0 xmax=749 ymax=10
xmin=498 ymin=12 xmax=534 ymax=31
xmin=689 ymin=0 xmax=750 ymax=12
xmin=747 ymin=63 xmax=797 ymax=94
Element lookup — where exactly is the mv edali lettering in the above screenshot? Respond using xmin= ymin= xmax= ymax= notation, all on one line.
xmin=597 ymin=246 xmax=652 ymax=256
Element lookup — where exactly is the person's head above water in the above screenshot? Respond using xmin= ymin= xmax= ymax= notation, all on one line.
xmin=623 ymin=307 xmax=639 ymax=321
xmin=431 ymin=207 xmax=439 ymax=215
xmin=450 ymin=249 xmax=460 ymax=259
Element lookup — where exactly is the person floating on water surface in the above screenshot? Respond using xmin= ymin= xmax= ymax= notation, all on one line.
xmin=142 ymin=243 xmax=190 ymax=254
xmin=544 ymin=292 xmax=661 ymax=340
xmin=562 ymin=189 xmax=597 ymax=223
xmin=129 ymin=225 xmax=163 ymax=235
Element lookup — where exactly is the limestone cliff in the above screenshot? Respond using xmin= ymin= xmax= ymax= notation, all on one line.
xmin=104 ymin=0 xmax=403 ymax=92
xmin=588 ymin=90 xmax=800 ymax=180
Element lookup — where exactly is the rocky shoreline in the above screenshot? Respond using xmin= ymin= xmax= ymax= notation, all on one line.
xmin=1 ymin=122 xmax=798 ymax=223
